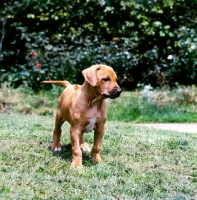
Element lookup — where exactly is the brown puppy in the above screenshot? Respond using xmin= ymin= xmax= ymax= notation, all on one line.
xmin=42 ymin=64 xmax=121 ymax=167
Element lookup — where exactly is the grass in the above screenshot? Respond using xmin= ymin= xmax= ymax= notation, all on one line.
xmin=0 ymin=113 xmax=197 ymax=199
xmin=1 ymin=84 xmax=197 ymax=122
xmin=107 ymin=91 xmax=197 ymax=122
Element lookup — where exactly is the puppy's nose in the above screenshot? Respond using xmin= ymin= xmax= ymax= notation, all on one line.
xmin=116 ymin=87 xmax=122 ymax=96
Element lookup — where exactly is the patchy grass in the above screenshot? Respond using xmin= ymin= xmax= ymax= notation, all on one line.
xmin=0 ymin=113 xmax=197 ymax=199
xmin=107 ymin=91 xmax=197 ymax=122
xmin=1 ymin=84 xmax=197 ymax=122
xmin=0 ymin=84 xmax=58 ymax=115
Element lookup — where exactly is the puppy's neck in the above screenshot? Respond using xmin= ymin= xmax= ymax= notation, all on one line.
xmin=82 ymin=81 xmax=104 ymax=108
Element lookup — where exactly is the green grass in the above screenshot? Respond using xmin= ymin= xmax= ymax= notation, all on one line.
xmin=1 ymin=84 xmax=197 ymax=122
xmin=0 ymin=113 xmax=197 ymax=199
xmin=107 ymin=92 xmax=197 ymax=122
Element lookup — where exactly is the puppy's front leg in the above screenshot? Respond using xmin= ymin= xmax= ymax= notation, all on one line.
xmin=80 ymin=132 xmax=91 ymax=152
xmin=70 ymin=127 xmax=83 ymax=168
xmin=92 ymin=123 xmax=105 ymax=163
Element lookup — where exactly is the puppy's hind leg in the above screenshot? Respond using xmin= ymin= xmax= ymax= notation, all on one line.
xmin=52 ymin=111 xmax=65 ymax=152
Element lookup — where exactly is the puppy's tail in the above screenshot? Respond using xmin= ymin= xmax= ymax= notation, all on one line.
xmin=42 ymin=80 xmax=71 ymax=88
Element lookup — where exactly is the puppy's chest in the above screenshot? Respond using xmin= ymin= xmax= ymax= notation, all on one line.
xmin=83 ymin=118 xmax=97 ymax=133
xmin=73 ymin=105 xmax=106 ymax=133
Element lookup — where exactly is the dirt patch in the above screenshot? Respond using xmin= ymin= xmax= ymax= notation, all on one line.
xmin=135 ymin=123 xmax=197 ymax=134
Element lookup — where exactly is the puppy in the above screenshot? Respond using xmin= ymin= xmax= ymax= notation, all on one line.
xmin=42 ymin=64 xmax=121 ymax=167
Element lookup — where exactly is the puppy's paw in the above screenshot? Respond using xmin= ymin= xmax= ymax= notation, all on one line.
xmin=70 ymin=160 xmax=83 ymax=168
xmin=53 ymin=147 xmax=62 ymax=152
xmin=92 ymin=153 xmax=103 ymax=163
xmin=80 ymin=143 xmax=91 ymax=152
xmin=51 ymin=142 xmax=62 ymax=151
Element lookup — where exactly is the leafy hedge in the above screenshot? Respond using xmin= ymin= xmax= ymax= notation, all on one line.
xmin=0 ymin=0 xmax=197 ymax=90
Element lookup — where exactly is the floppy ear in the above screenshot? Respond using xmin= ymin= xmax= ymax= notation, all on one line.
xmin=82 ymin=65 xmax=100 ymax=86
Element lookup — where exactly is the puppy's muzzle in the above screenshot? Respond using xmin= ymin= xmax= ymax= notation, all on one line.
xmin=102 ymin=87 xmax=122 ymax=99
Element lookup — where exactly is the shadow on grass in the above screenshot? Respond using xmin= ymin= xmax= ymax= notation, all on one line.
xmin=48 ymin=143 xmax=93 ymax=166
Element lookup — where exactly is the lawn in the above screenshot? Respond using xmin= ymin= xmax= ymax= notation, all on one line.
xmin=0 ymin=113 xmax=197 ymax=199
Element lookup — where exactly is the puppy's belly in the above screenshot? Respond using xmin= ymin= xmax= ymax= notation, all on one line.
xmin=83 ymin=118 xmax=97 ymax=132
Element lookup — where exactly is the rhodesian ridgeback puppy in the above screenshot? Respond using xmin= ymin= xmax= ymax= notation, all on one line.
xmin=42 ymin=64 xmax=121 ymax=167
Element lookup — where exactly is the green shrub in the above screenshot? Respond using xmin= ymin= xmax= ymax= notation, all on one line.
xmin=0 ymin=0 xmax=197 ymax=90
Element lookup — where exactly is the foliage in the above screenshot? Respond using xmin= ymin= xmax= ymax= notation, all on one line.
xmin=0 ymin=0 xmax=197 ymax=89
xmin=0 ymin=113 xmax=197 ymax=199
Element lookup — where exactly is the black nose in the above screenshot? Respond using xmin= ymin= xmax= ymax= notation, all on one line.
xmin=116 ymin=87 xmax=122 ymax=96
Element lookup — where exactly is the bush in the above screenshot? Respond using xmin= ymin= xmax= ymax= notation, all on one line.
xmin=0 ymin=0 xmax=197 ymax=90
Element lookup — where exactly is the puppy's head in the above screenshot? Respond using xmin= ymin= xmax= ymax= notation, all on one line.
xmin=82 ymin=64 xmax=122 ymax=99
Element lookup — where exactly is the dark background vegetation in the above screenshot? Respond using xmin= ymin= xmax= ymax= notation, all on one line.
xmin=0 ymin=0 xmax=197 ymax=90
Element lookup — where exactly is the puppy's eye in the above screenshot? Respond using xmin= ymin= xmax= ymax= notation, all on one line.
xmin=102 ymin=77 xmax=110 ymax=82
